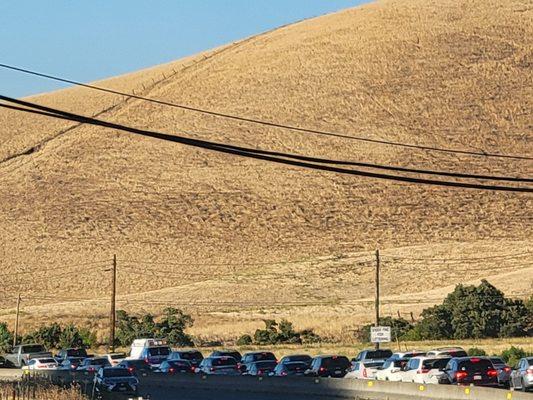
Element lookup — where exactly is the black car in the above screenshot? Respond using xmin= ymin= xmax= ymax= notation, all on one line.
xmin=92 ymin=367 xmax=139 ymax=396
xmin=240 ymin=352 xmax=277 ymax=372
xmin=168 ymin=350 xmax=204 ymax=368
xmin=273 ymin=361 xmax=308 ymax=377
xmin=59 ymin=357 xmax=85 ymax=371
xmin=279 ymin=354 xmax=312 ymax=367
xmin=55 ymin=348 xmax=88 ymax=362
xmin=305 ymin=355 xmax=351 ymax=378
xmin=158 ymin=360 xmax=194 ymax=374
xmin=209 ymin=350 xmax=242 ymax=362
xmin=77 ymin=357 xmax=112 ymax=373
xmin=117 ymin=359 xmax=152 ymax=376
xmin=243 ymin=360 xmax=278 ymax=376
xmin=443 ymin=357 xmax=499 ymax=387
xmin=489 ymin=357 xmax=512 ymax=387
xmin=196 ymin=356 xmax=240 ymax=375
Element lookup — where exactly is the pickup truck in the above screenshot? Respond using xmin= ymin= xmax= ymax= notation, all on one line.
xmin=4 ymin=344 xmax=52 ymax=368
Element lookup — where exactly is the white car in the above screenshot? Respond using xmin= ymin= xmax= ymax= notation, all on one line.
xmin=345 ymin=360 xmax=384 ymax=380
xmin=375 ymin=359 xmax=408 ymax=381
xmin=105 ymin=353 xmax=126 ymax=366
xmin=426 ymin=347 xmax=467 ymax=358
xmin=22 ymin=358 xmax=59 ymax=370
xmin=401 ymin=356 xmax=451 ymax=384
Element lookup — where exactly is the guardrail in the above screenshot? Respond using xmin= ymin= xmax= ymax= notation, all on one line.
xmin=21 ymin=370 xmax=533 ymax=400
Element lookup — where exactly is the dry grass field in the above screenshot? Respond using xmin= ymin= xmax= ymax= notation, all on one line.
xmin=0 ymin=0 xmax=531 ymax=341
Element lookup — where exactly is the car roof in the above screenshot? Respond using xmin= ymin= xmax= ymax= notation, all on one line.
xmin=244 ymin=351 xmax=274 ymax=355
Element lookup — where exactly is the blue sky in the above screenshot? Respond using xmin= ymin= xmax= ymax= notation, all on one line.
xmin=0 ymin=1 xmax=364 ymax=98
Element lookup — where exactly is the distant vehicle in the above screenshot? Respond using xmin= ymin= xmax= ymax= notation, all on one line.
xmin=388 ymin=351 xmax=426 ymax=361
xmin=509 ymin=357 xmax=533 ymax=392
xmin=375 ymin=358 xmax=409 ymax=381
xmin=345 ymin=360 xmax=384 ymax=380
xmin=55 ymin=348 xmax=88 ymax=362
xmin=128 ymin=339 xmax=170 ymax=369
xmin=117 ymin=359 xmax=152 ymax=376
xmin=77 ymin=357 xmax=112 ymax=373
xmin=273 ymin=361 xmax=308 ymax=377
xmin=353 ymin=349 xmax=393 ymax=363
xmin=21 ymin=358 xmax=59 ymax=371
xmin=196 ymin=356 xmax=240 ymax=375
xmin=168 ymin=350 xmax=204 ymax=368
xmin=157 ymin=360 xmax=194 ymax=374
xmin=105 ymin=353 xmax=126 ymax=367
xmin=92 ymin=367 xmax=139 ymax=396
xmin=443 ymin=357 xmax=498 ymax=387
xmin=278 ymin=354 xmax=312 ymax=367
xmin=58 ymin=357 xmax=85 ymax=371
xmin=239 ymin=352 xmax=277 ymax=372
xmin=243 ymin=360 xmax=278 ymax=376
xmin=4 ymin=344 xmax=52 ymax=368
xmin=401 ymin=356 xmax=451 ymax=384
xmin=489 ymin=357 xmax=512 ymax=388
xmin=305 ymin=355 xmax=351 ymax=378
xmin=426 ymin=347 xmax=467 ymax=358
xmin=209 ymin=350 xmax=242 ymax=362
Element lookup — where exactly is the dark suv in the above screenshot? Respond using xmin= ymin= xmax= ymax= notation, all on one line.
xmin=305 ymin=355 xmax=351 ymax=378
xmin=443 ymin=357 xmax=498 ymax=387
xmin=353 ymin=349 xmax=393 ymax=362
xmin=168 ymin=350 xmax=204 ymax=368
xmin=240 ymin=352 xmax=277 ymax=372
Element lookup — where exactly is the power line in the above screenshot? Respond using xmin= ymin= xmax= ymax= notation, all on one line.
xmin=1 ymin=98 xmax=532 ymax=193
xmin=0 ymin=63 xmax=531 ymax=161
xmin=381 ymin=252 xmax=532 ymax=262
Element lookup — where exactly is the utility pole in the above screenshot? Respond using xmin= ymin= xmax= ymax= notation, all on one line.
xmin=13 ymin=294 xmax=21 ymax=347
xmin=375 ymin=249 xmax=380 ymax=350
xmin=109 ymin=255 xmax=117 ymax=352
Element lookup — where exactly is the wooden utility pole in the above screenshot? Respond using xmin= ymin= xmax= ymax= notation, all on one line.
xmin=109 ymin=255 xmax=117 ymax=352
xmin=375 ymin=249 xmax=380 ymax=350
xmin=13 ymin=294 xmax=21 ymax=347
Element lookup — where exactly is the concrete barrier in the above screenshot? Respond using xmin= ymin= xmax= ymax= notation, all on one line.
xmin=22 ymin=370 xmax=533 ymax=400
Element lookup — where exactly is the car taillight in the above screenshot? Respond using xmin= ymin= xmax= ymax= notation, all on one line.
xmin=455 ymin=371 xmax=468 ymax=380
xmin=503 ymin=367 xmax=511 ymax=373
xmin=128 ymin=367 xmax=134 ymax=373
xmin=418 ymin=369 xmax=429 ymax=374
xmin=71 ymin=365 xmax=76 ymax=369
xmin=281 ymin=371 xmax=287 ymax=376
xmin=487 ymin=370 xmax=498 ymax=377
xmin=258 ymin=370 xmax=263 ymax=375
xmin=144 ymin=358 xmax=149 ymax=364
xmin=470 ymin=358 xmax=480 ymax=363
xmin=169 ymin=367 xmax=175 ymax=373
xmin=319 ymin=367 xmax=326 ymax=373
xmin=526 ymin=369 xmax=533 ymax=375
xmin=210 ymin=367 xmax=215 ymax=372
xmin=191 ymin=366 xmax=196 ymax=372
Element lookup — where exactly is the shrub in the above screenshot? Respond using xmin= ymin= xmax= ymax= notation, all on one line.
xmin=248 ymin=319 xmax=319 ymax=345
xmin=500 ymin=346 xmax=532 ymax=367
xmin=467 ymin=347 xmax=487 ymax=356
xmin=236 ymin=334 xmax=253 ymax=346
xmin=0 ymin=323 xmax=13 ymax=352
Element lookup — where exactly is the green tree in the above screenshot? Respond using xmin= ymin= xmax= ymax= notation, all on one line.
xmin=236 ymin=334 xmax=253 ymax=346
xmin=23 ymin=323 xmax=62 ymax=349
xmin=0 ymin=323 xmax=14 ymax=352
xmin=357 ymin=317 xmax=413 ymax=342
xmin=59 ymin=324 xmax=87 ymax=349
xmin=158 ymin=308 xmax=194 ymax=347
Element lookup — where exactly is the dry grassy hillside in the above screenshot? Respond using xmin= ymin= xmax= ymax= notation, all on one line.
xmin=0 ymin=0 xmax=531 ymax=341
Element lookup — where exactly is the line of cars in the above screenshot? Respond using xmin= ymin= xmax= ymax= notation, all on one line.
xmin=2 ymin=341 xmax=532 ymax=394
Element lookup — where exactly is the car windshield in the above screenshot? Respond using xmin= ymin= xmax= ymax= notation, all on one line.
xmin=423 ymin=358 xmax=450 ymax=370
xmin=179 ymin=352 xmax=203 ymax=360
xmin=252 ymin=353 xmax=276 ymax=361
xmin=365 ymin=350 xmax=392 ymax=359
xmin=323 ymin=357 xmax=350 ymax=368
xmin=286 ymin=355 xmax=311 ymax=362
xmin=38 ymin=358 xmax=56 ymax=364
xmin=147 ymin=347 xmax=170 ymax=356
xmin=527 ymin=359 xmax=533 ymax=366
xmin=255 ymin=361 xmax=277 ymax=368
xmin=489 ymin=357 xmax=505 ymax=365
xmin=110 ymin=354 xmax=125 ymax=360
xmin=363 ymin=361 xmax=384 ymax=368
xmin=92 ymin=359 xmax=110 ymax=365
xmin=212 ymin=358 xmax=237 ymax=367
xmin=458 ymin=359 xmax=493 ymax=373
xmin=169 ymin=360 xmax=190 ymax=366
xmin=125 ymin=360 xmax=146 ymax=367
xmin=103 ymin=368 xmax=133 ymax=378
xmin=22 ymin=345 xmax=45 ymax=353
xmin=285 ymin=362 xmax=307 ymax=371
xmin=67 ymin=349 xmax=87 ymax=357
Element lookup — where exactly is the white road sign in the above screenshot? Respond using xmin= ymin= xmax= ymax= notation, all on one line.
xmin=371 ymin=326 xmax=391 ymax=343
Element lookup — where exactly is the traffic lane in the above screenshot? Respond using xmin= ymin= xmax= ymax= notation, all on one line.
xmin=139 ymin=386 xmax=357 ymax=400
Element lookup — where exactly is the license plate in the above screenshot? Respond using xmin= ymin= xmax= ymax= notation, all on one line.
xmin=118 ymin=387 xmax=126 ymax=391
xmin=474 ymin=375 xmax=482 ymax=380
xmin=334 ymin=370 xmax=342 ymax=375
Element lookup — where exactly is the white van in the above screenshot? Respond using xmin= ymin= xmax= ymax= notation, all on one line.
xmin=127 ymin=339 xmax=170 ymax=368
